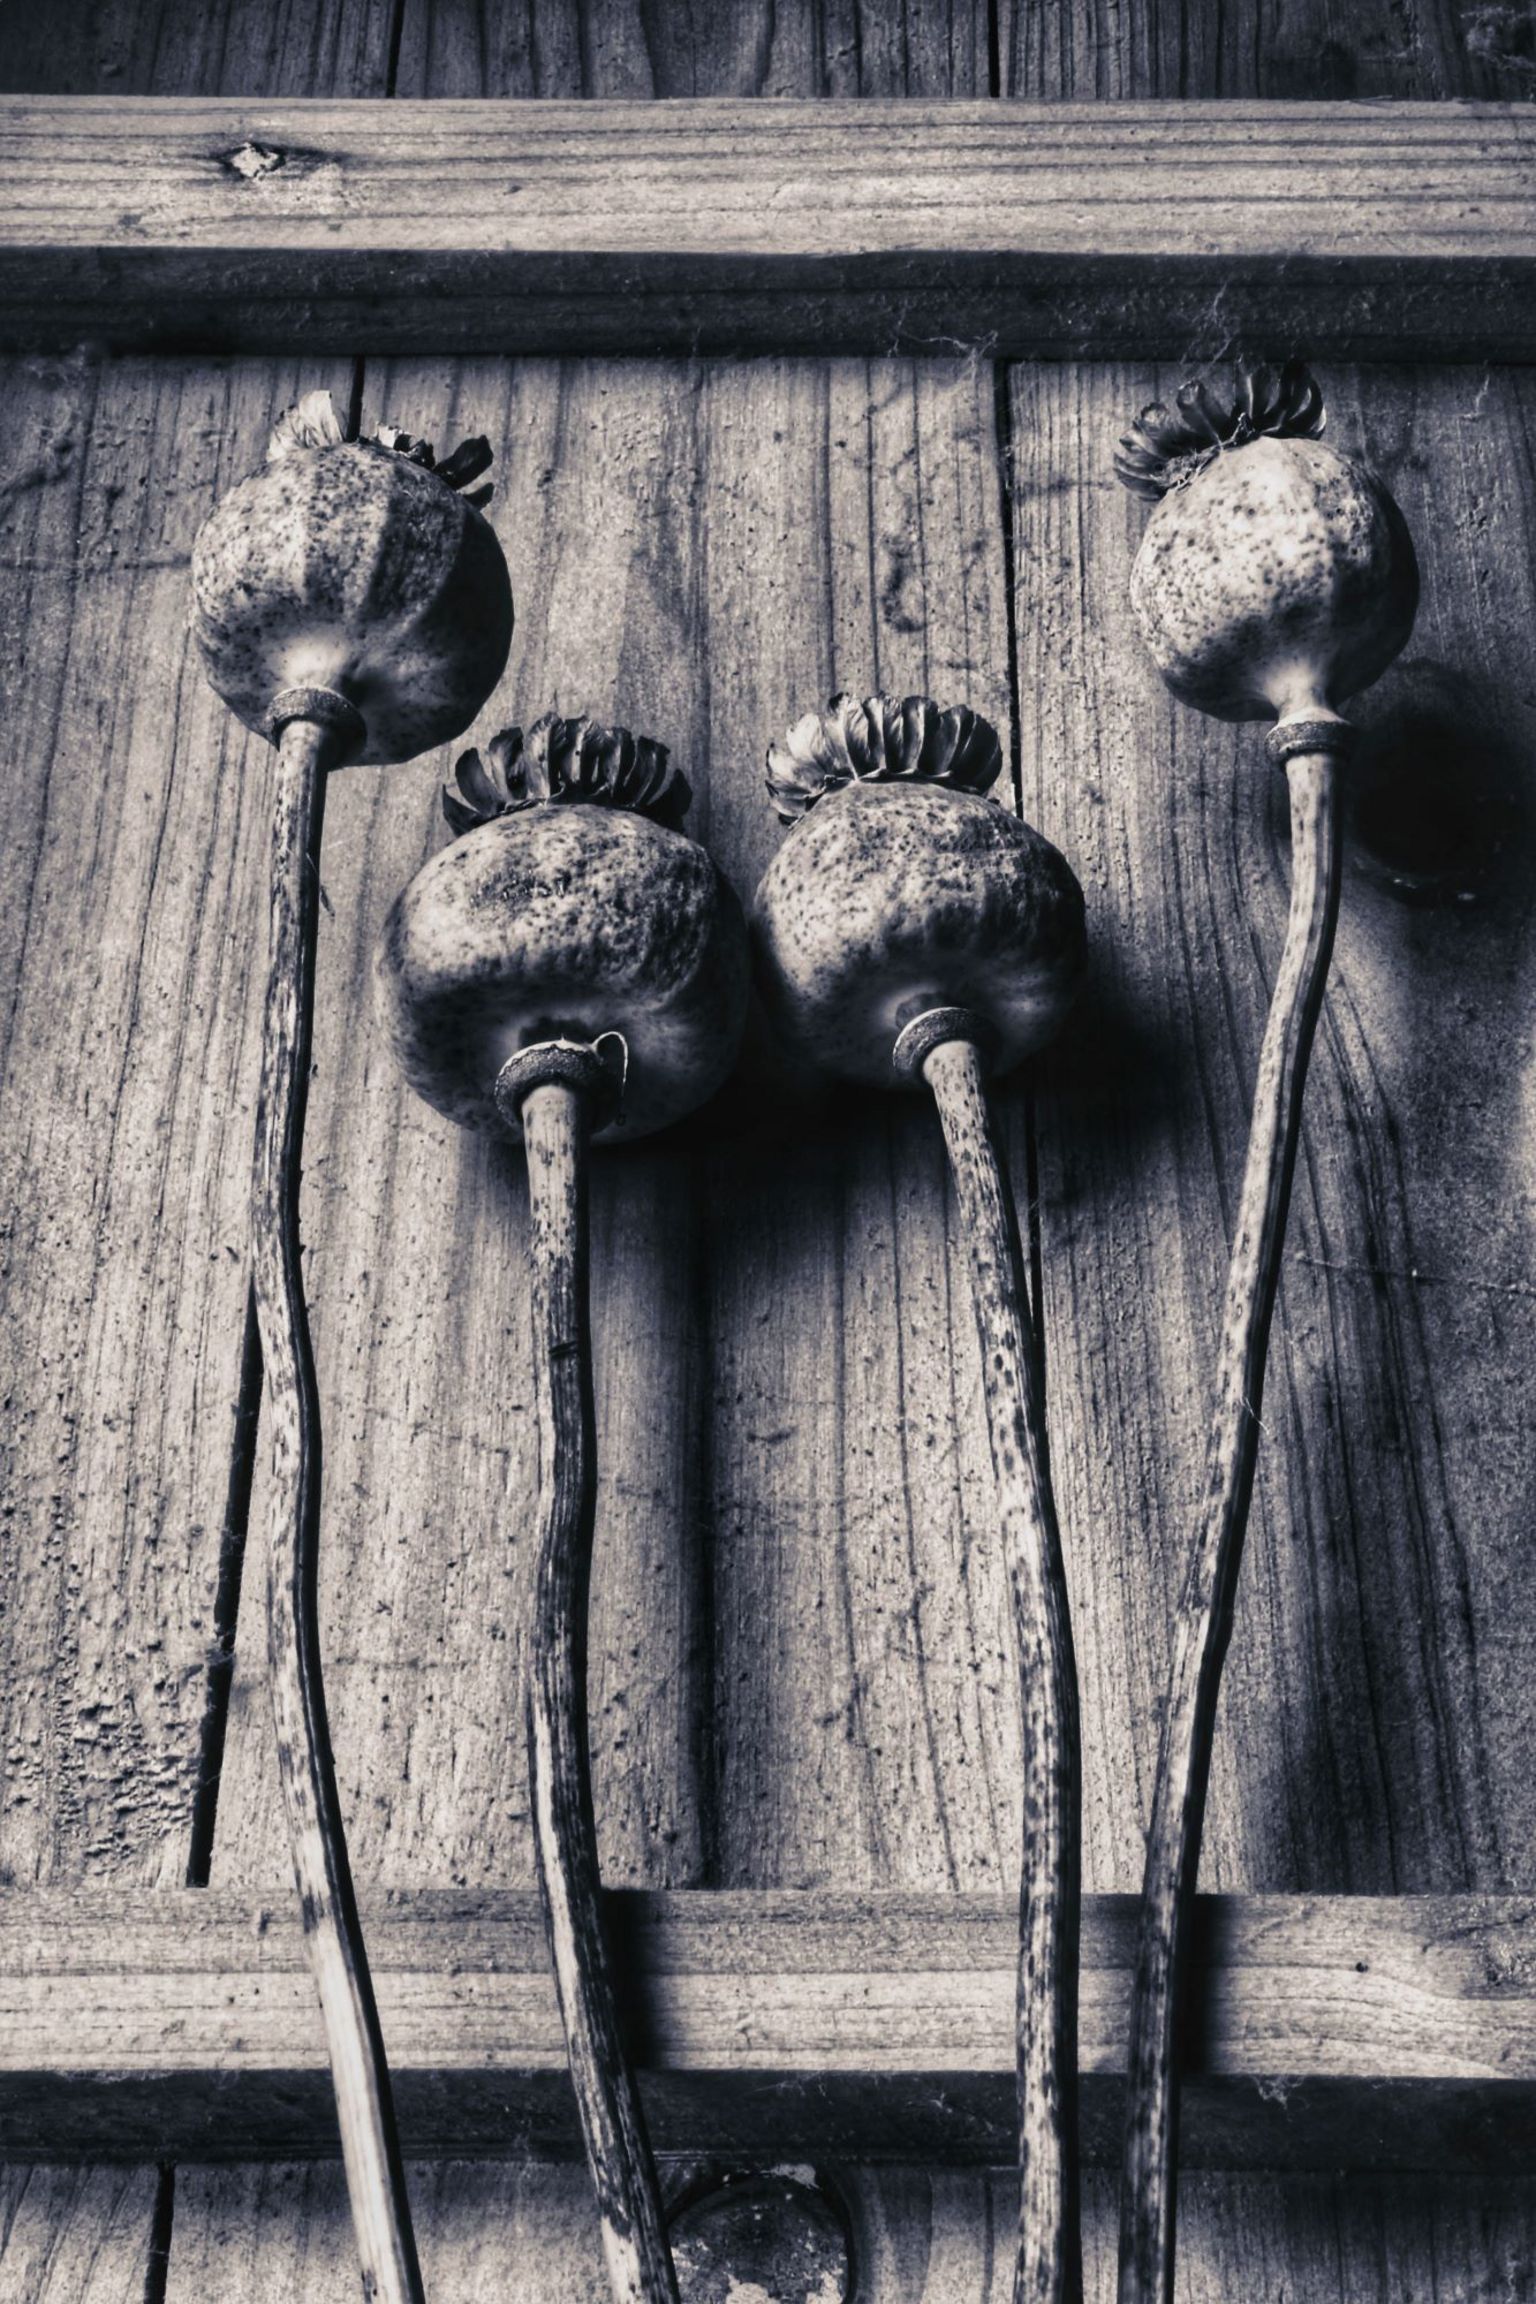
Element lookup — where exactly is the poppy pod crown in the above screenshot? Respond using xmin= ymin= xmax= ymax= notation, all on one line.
xmin=766 ymin=690 xmax=1004 ymax=821
xmin=444 ymin=712 xmax=691 ymax=835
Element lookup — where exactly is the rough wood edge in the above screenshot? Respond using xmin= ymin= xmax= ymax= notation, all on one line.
xmin=0 ymin=98 xmax=1532 ymax=357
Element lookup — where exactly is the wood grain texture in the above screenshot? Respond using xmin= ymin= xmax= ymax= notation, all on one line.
xmin=176 ymin=2 xmax=1024 ymax=2293
xmin=203 ymin=363 xmax=1024 ymax=1883
xmin=0 ymin=361 xmax=343 ymax=1891
xmin=6 ymin=1887 xmax=1536 ymax=2162
xmin=207 ymin=353 xmax=728 ymax=1896
xmin=159 ymin=2167 xmax=1536 ymax=2302
xmin=0 ymin=13 xmax=390 ymax=2304
xmin=0 ymin=0 xmax=398 ymax=99
xmin=392 ymin=0 xmax=993 ymax=101
xmin=1 ymin=97 xmax=1533 ymax=359
xmin=188 ymin=314 xmax=1025 ymax=2304
xmin=0 ymin=351 xmax=355 ymax=2292
xmin=1007 ymin=345 xmax=1536 ymax=2304
xmin=0 ymin=2169 xmax=169 ymax=2304
xmin=0 ymin=3 xmax=1529 ymax=2303
xmin=997 ymin=0 xmax=1536 ymax=1912
xmin=1119 ymin=748 xmax=1344 ymax=2304
xmin=1005 ymin=0 xmax=1536 ymax=101
xmin=1009 ymin=359 xmax=1536 ymax=1890
xmin=996 ymin=0 xmax=1536 ymax=2279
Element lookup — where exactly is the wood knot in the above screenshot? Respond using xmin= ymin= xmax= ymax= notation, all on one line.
xmin=225 ymin=142 xmax=286 ymax=181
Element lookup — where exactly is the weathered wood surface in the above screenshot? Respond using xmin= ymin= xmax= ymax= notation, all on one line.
xmin=176 ymin=7 xmax=1024 ymax=2300
xmin=5 ymin=1889 xmax=1536 ymax=2169
xmin=1001 ymin=0 xmax=1536 ymax=2279
xmin=1117 ymin=746 xmax=1345 ymax=2303
xmin=1003 ymin=0 xmax=1536 ymax=101
xmin=0 ymin=0 xmax=1533 ymax=2299
xmin=1 ymin=97 xmax=1534 ymax=358
xmin=207 ymin=365 xmax=1024 ymax=1879
xmin=158 ymin=2165 xmax=1536 ymax=2302
xmin=0 ymin=13 xmax=383 ymax=2302
xmin=0 ymin=352 xmax=350 ymax=2300
xmin=1009 ymin=364 xmax=1536 ymax=1902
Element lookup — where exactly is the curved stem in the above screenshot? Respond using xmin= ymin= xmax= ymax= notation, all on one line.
xmin=1116 ymin=751 xmax=1343 ymax=2304
xmin=923 ymin=1036 xmax=1082 ymax=2304
xmin=522 ymin=1080 xmax=681 ymax=2304
xmin=255 ymin=717 xmax=426 ymax=2304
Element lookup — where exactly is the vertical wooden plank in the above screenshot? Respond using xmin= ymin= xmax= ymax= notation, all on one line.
xmin=696 ymin=354 xmax=1020 ymax=1892
xmin=1005 ymin=0 xmax=1536 ymax=99
xmin=0 ymin=0 xmax=398 ymax=94
xmin=0 ymin=350 xmax=353 ymax=2295
xmin=1002 ymin=0 xmax=1536 ymax=1900
xmin=0 ymin=2170 xmax=171 ymax=2304
xmin=169 ymin=4 xmax=1023 ymax=2296
xmin=159 ymin=2169 xmax=1536 ymax=2300
xmin=201 ymin=352 xmax=726 ymax=1897
xmin=1007 ymin=358 xmax=1536 ymax=1893
xmin=0 ymin=9 xmax=393 ymax=2301
xmin=394 ymin=0 xmax=991 ymax=99
xmin=1000 ymin=5 xmax=1536 ymax=2299
xmin=0 ymin=358 xmax=352 ymax=1893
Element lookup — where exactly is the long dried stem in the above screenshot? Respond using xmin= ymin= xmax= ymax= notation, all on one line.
xmin=521 ymin=1077 xmax=681 ymax=2304
xmin=1117 ymin=749 xmax=1343 ymax=2304
xmin=923 ymin=1033 xmax=1082 ymax=2304
xmin=255 ymin=714 xmax=426 ymax=2304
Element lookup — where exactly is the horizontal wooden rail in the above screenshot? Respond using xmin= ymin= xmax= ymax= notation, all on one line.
xmin=0 ymin=98 xmax=1532 ymax=357
xmin=3 ymin=1888 xmax=1535 ymax=2167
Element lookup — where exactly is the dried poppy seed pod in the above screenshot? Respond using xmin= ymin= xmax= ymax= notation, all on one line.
xmin=753 ymin=692 xmax=1086 ymax=1087
xmin=378 ymin=716 xmax=747 ymax=2304
xmin=753 ymin=692 xmax=1087 ymax=2304
xmin=1117 ymin=358 xmax=1417 ymax=725
xmin=1111 ymin=362 xmax=1425 ymax=2304
xmin=378 ymin=713 xmax=749 ymax=1143
xmin=188 ymin=384 xmax=517 ymax=2304
xmin=191 ymin=390 xmax=513 ymax=764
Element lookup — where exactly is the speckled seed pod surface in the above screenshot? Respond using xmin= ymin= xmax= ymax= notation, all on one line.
xmin=1118 ymin=361 xmax=1417 ymax=723
xmin=191 ymin=398 xmax=513 ymax=764
xmin=378 ymin=722 xmax=749 ymax=1144
xmin=754 ymin=777 xmax=1086 ymax=1089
